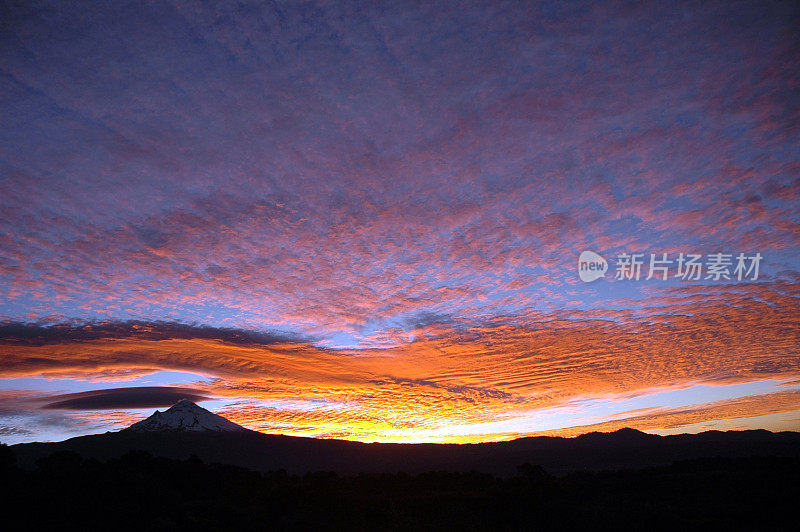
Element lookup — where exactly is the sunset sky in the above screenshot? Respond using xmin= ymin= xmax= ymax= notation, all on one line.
xmin=1 ymin=0 xmax=798 ymax=444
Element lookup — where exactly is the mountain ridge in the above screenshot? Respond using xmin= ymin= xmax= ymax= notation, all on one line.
xmin=9 ymin=401 xmax=800 ymax=476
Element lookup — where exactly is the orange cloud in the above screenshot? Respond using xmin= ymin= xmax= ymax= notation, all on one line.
xmin=530 ymin=389 xmax=800 ymax=438
xmin=1 ymin=279 xmax=797 ymax=442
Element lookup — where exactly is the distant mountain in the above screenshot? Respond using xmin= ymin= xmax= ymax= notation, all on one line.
xmin=126 ymin=400 xmax=246 ymax=433
xmin=10 ymin=402 xmax=800 ymax=475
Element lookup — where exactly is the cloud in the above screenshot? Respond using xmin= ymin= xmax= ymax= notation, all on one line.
xmin=40 ymin=386 xmax=212 ymax=410
xmin=0 ymin=281 xmax=796 ymax=441
xmin=531 ymin=389 xmax=800 ymax=438
xmin=0 ymin=425 xmax=31 ymax=436
xmin=0 ymin=320 xmax=309 ymax=346
xmin=0 ymin=0 xmax=797 ymax=342
xmin=0 ymin=1 xmax=798 ymax=442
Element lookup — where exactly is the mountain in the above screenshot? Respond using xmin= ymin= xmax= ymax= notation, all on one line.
xmin=10 ymin=402 xmax=800 ymax=475
xmin=126 ymin=399 xmax=246 ymax=432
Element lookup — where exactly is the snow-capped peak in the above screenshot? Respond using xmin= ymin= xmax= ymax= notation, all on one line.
xmin=126 ymin=399 xmax=246 ymax=433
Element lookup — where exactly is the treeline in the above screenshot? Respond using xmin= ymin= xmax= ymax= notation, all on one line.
xmin=1 ymin=444 xmax=797 ymax=530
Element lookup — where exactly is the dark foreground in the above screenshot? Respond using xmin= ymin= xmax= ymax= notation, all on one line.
xmin=1 ymin=445 xmax=797 ymax=531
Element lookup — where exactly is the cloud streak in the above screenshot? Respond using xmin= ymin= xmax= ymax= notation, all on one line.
xmin=40 ymin=386 xmax=212 ymax=410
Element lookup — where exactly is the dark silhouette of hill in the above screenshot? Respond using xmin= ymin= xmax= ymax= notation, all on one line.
xmin=5 ymin=402 xmax=800 ymax=529
xmin=1 ymin=443 xmax=798 ymax=530
xmin=11 ymin=423 xmax=800 ymax=476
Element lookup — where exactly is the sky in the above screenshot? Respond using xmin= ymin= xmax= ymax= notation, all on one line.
xmin=0 ymin=0 xmax=798 ymax=444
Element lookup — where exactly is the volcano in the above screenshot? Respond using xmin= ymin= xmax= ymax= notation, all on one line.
xmin=126 ymin=399 xmax=246 ymax=433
